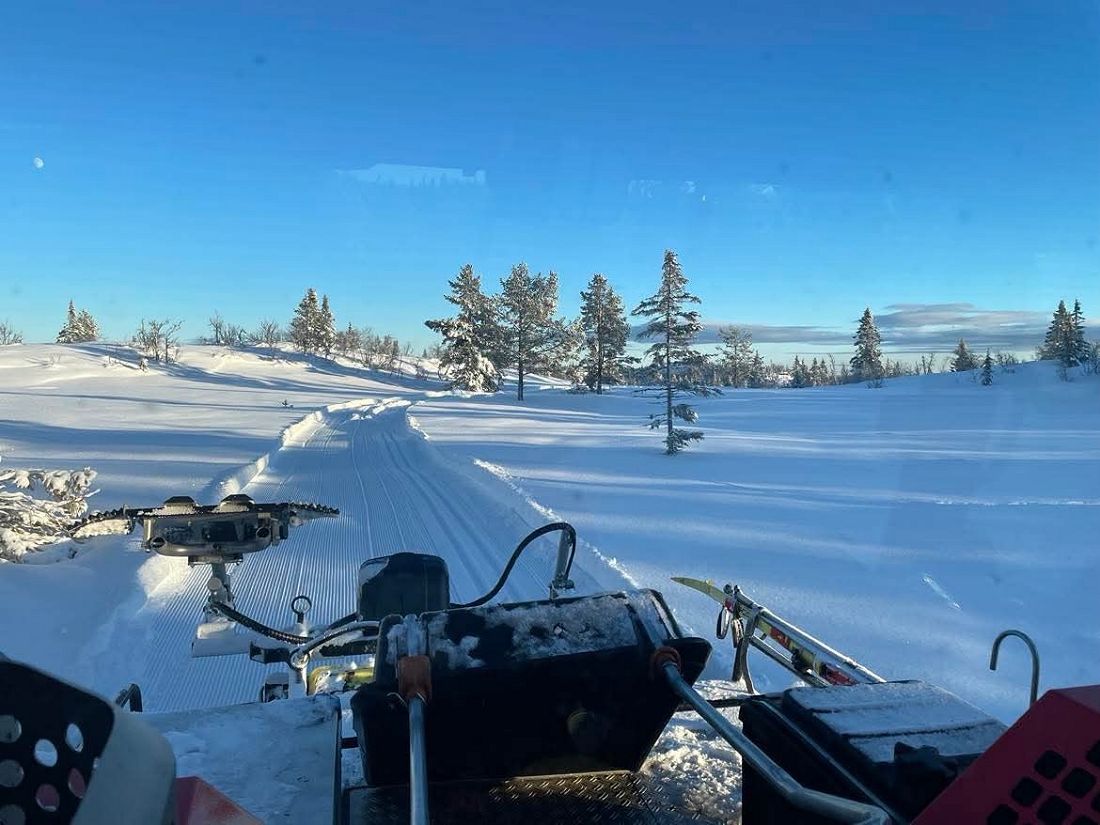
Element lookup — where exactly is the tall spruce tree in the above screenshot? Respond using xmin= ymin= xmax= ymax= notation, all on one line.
xmin=632 ymin=249 xmax=717 ymax=454
xmin=290 ymin=288 xmax=321 ymax=353
xmin=952 ymin=338 xmax=978 ymax=372
xmin=1041 ymin=300 xmax=1077 ymax=366
xmin=437 ymin=264 xmax=503 ymax=370
xmin=747 ymin=352 xmax=765 ymax=388
xmin=76 ymin=310 xmax=99 ymax=342
xmin=498 ymin=263 xmax=563 ymax=401
xmin=718 ymin=326 xmax=755 ymax=387
xmin=810 ymin=357 xmax=830 ymax=386
xmin=318 ymin=295 xmax=337 ymax=357
xmin=56 ymin=301 xmax=80 ymax=343
xmin=790 ymin=357 xmax=811 ymax=388
xmin=578 ymin=273 xmax=630 ymax=393
xmin=981 ymin=350 xmax=994 ymax=385
xmin=425 ymin=264 xmax=500 ymax=392
xmin=850 ymin=308 xmax=884 ymax=384
xmin=1071 ymin=299 xmax=1089 ymax=366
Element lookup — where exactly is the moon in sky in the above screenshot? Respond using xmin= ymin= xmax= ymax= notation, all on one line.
xmin=33 ymin=157 xmax=44 ymax=169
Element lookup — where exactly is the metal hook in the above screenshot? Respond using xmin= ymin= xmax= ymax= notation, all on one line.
xmin=989 ymin=629 xmax=1040 ymax=706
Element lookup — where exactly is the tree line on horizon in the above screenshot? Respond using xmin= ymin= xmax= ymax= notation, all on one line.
xmin=421 ymin=251 xmax=1097 ymax=452
xmin=1 ymin=265 xmax=1093 ymax=420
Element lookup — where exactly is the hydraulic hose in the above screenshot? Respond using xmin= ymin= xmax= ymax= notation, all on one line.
xmin=450 ymin=522 xmax=576 ymax=609
xmin=207 ymin=600 xmax=312 ymax=644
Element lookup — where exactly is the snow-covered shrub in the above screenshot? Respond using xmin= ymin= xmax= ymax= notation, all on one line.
xmin=0 ymin=459 xmax=97 ymax=561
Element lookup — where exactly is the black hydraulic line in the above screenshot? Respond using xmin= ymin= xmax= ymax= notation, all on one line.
xmin=207 ymin=600 xmax=312 ymax=644
xmin=324 ymin=611 xmax=359 ymax=631
xmin=450 ymin=522 xmax=577 ymax=610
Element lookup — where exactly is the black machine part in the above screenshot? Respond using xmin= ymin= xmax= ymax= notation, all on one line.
xmin=0 ymin=660 xmax=175 ymax=825
xmin=358 ymin=553 xmax=450 ymax=622
xmin=352 ymin=589 xmax=711 ymax=788
xmin=71 ymin=495 xmax=338 ymax=561
xmin=739 ymin=680 xmax=1008 ymax=824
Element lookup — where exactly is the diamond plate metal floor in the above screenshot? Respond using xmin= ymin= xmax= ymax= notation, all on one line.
xmin=344 ymin=771 xmax=711 ymax=824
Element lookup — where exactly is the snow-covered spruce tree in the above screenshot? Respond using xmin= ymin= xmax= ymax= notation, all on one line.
xmin=579 ymin=273 xmax=630 ymax=393
xmin=498 ymin=263 xmax=563 ymax=401
xmin=790 ymin=356 xmax=811 ymax=388
xmin=747 ymin=352 xmax=765 ymax=388
xmin=452 ymin=265 xmax=507 ymax=372
xmin=632 ymin=249 xmax=718 ymax=454
xmin=1071 ymin=299 xmax=1089 ymax=366
xmin=318 ymin=295 xmax=337 ymax=358
xmin=0 ymin=459 xmax=97 ymax=562
xmin=57 ymin=301 xmax=80 ymax=343
xmin=718 ymin=326 xmax=755 ymax=388
xmin=77 ymin=309 xmax=99 ymax=342
xmin=850 ymin=308 xmax=884 ymax=386
xmin=1040 ymin=300 xmax=1078 ymax=367
xmin=57 ymin=301 xmax=99 ymax=343
xmin=426 ymin=316 xmax=498 ymax=392
xmin=290 ymin=288 xmax=321 ymax=353
xmin=425 ymin=264 xmax=501 ymax=391
xmin=951 ymin=338 xmax=978 ymax=372
xmin=981 ymin=350 xmax=994 ymax=386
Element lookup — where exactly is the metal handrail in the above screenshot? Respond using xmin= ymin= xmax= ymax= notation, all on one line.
xmin=990 ymin=629 xmax=1040 ymax=706
xmin=408 ymin=695 xmax=429 ymax=825
xmin=662 ymin=662 xmax=891 ymax=825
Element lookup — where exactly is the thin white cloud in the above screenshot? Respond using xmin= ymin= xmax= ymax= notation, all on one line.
xmin=748 ymin=183 xmax=777 ymax=199
xmin=338 ymin=164 xmax=485 ymax=187
xmin=627 ymin=179 xmax=660 ymax=198
xmin=650 ymin=303 xmax=1052 ymax=352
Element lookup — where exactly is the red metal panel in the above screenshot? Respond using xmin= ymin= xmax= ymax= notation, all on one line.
xmin=175 ymin=776 xmax=263 ymax=825
xmin=914 ymin=686 xmax=1100 ymax=824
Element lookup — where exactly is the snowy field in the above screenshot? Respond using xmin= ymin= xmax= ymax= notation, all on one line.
xmin=1 ymin=342 xmax=1097 ymax=821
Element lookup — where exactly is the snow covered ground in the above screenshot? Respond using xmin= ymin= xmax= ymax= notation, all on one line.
xmin=0 ymin=342 xmax=1096 ymax=823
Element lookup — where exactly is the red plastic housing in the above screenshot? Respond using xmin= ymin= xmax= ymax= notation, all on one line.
xmin=914 ymin=686 xmax=1100 ymax=825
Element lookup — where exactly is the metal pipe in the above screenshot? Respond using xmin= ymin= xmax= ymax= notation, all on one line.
xmin=990 ymin=629 xmax=1041 ymax=706
xmin=662 ymin=663 xmax=891 ymax=825
xmin=749 ymin=633 xmax=832 ymax=687
xmin=407 ymin=695 xmax=430 ymax=825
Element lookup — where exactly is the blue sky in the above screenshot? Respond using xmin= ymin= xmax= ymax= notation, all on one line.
xmin=1 ymin=1 xmax=1097 ymax=358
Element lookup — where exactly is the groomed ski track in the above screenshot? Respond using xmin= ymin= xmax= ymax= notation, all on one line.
xmin=99 ymin=396 xmax=609 ymax=712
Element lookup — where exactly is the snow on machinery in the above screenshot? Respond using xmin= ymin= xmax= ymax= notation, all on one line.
xmin=2 ymin=496 xmax=1098 ymax=825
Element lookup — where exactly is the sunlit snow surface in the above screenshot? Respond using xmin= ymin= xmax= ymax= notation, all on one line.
xmin=1 ymin=343 xmax=1097 ymax=823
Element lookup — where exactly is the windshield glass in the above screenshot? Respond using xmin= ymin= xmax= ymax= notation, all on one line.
xmin=1 ymin=3 xmax=1097 ymax=821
